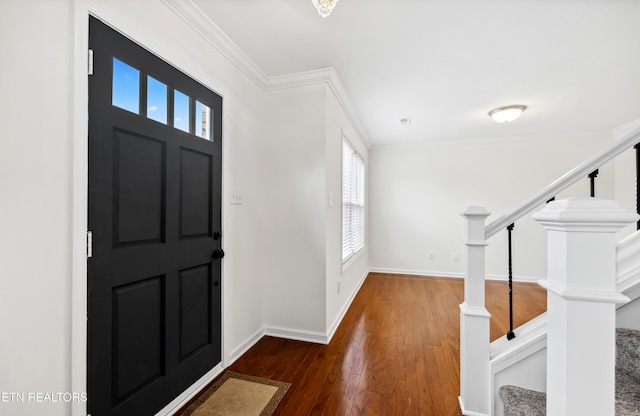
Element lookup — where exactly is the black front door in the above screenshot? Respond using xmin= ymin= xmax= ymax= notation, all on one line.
xmin=87 ymin=16 xmax=223 ymax=416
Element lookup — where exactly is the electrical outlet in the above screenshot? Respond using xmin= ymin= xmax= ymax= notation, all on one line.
xmin=428 ymin=251 xmax=435 ymax=261
xmin=337 ymin=280 xmax=341 ymax=294
xmin=452 ymin=252 xmax=460 ymax=262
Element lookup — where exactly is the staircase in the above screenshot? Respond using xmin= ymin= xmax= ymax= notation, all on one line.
xmin=499 ymin=328 xmax=640 ymax=415
xmin=458 ymin=122 xmax=640 ymax=416
xmin=486 ymin=224 xmax=640 ymax=415
xmin=488 ymin=229 xmax=640 ymax=416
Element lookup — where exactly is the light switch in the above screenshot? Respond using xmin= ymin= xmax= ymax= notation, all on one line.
xmin=230 ymin=189 xmax=243 ymax=205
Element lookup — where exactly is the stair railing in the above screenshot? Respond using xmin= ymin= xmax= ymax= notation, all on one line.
xmin=484 ymin=125 xmax=640 ymax=240
xmin=503 ymin=168 xmax=600 ymax=341
xmin=459 ymin=124 xmax=640 ymax=416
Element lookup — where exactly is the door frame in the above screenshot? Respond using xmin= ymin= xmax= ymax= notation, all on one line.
xmin=70 ymin=5 xmax=226 ymax=416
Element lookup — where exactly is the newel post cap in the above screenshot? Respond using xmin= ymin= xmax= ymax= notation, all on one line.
xmin=461 ymin=206 xmax=491 ymax=220
xmin=533 ymin=197 xmax=638 ymax=232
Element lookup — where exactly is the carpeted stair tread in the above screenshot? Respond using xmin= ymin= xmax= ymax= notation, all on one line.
xmin=499 ymin=385 xmax=546 ymax=416
xmin=500 ymin=378 xmax=640 ymax=416
xmin=500 ymin=328 xmax=640 ymax=415
xmin=617 ymin=328 xmax=640 ymax=382
xmin=615 ymin=366 xmax=640 ymax=416
xmin=616 ymin=328 xmax=640 ymax=415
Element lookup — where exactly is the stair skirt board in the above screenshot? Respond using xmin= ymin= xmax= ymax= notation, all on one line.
xmin=490 ymin=314 xmax=548 ymax=416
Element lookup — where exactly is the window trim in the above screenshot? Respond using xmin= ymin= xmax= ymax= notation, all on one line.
xmin=341 ymin=135 xmax=365 ymax=270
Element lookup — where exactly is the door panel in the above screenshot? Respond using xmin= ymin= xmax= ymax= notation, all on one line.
xmin=179 ymin=148 xmax=212 ymax=239
xmin=112 ymin=276 xmax=165 ymax=405
xmin=88 ymin=16 xmax=223 ymax=416
xmin=114 ymin=130 xmax=166 ymax=245
xmin=179 ymin=264 xmax=212 ymax=360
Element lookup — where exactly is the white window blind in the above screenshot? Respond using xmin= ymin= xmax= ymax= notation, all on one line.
xmin=342 ymin=139 xmax=365 ymax=263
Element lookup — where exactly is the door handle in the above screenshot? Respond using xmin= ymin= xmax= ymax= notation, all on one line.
xmin=212 ymin=249 xmax=225 ymax=260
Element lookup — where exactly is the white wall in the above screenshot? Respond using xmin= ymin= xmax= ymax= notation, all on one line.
xmin=260 ymin=81 xmax=370 ymax=341
xmin=325 ymin=87 xmax=369 ymax=338
xmin=369 ymin=133 xmax=615 ymax=281
xmin=0 ymin=1 xmax=75 ymax=415
xmin=261 ymin=85 xmax=328 ymax=338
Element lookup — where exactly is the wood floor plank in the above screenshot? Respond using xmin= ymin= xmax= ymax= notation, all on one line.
xmin=176 ymin=273 xmax=547 ymax=415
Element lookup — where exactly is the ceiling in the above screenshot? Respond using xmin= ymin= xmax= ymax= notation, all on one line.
xmin=191 ymin=0 xmax=640 ymax=147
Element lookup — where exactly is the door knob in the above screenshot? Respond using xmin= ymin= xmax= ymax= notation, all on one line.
xmin=212 ymin=249 xmax=225 ymax=259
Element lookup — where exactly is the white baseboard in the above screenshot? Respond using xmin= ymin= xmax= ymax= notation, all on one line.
xmin=368 ymin=267 xmax=543 ymax=283
xmin=264 ymin=325 xmax=329 ymax=344
xmin=158 ymin=363 xmax=223 ymax=416
xmin=224 ymin=322 xmax=340 ymax=369
xmin=369 ymin=267 xmax=464 ymax=279
xmin=226 ymin=327 xmax=267 ymax=366
xmin=486 ymin=274 xmax=542 ymax=283
xmin=224 ymin=268 xmax=371 ymax=367
xmin=224 ymin=324 xmax=331 ymax=368
xmin=326 ymin=268 xmax=368 ymax=343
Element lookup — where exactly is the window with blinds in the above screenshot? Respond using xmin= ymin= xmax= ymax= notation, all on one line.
xmin=342 ymin=139 xmax=365 ymax=264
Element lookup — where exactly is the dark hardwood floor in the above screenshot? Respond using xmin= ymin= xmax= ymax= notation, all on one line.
xmin=177 ymin=272 xmax=547 ymax=415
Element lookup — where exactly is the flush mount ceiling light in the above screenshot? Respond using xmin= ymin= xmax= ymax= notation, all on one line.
xmin=312 ymin=0 xmax=339 ymax=17
xmin=488 ymin=105 xmax=527 ymax=123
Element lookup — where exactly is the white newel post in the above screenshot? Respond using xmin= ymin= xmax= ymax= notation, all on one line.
xmin=533 ymin=198 xmax=637 ymax=416
xmin=459 ymin=206 xmax=492 ymax=416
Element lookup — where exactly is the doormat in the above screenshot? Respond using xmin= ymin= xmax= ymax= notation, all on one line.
xmin=182 ymin=371 xmax=291 ymax=416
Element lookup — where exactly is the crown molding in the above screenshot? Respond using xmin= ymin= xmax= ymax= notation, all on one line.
xmin=264 ymin=67 xmax=335 ymax=91
xmin=161 ymin=0 xmax=269 ymax=88
xmin=87 ymin=0 xmax=229 ymax=97
xmin=265 ymin=68 xmax=371 ymax=149
xmin=161 ymin=0 xmax=370 ymax=148
xmin=324 ymin=69 xmax=372 ymax=149
xmin=264 ymin=68 xmax=371 ymax=149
